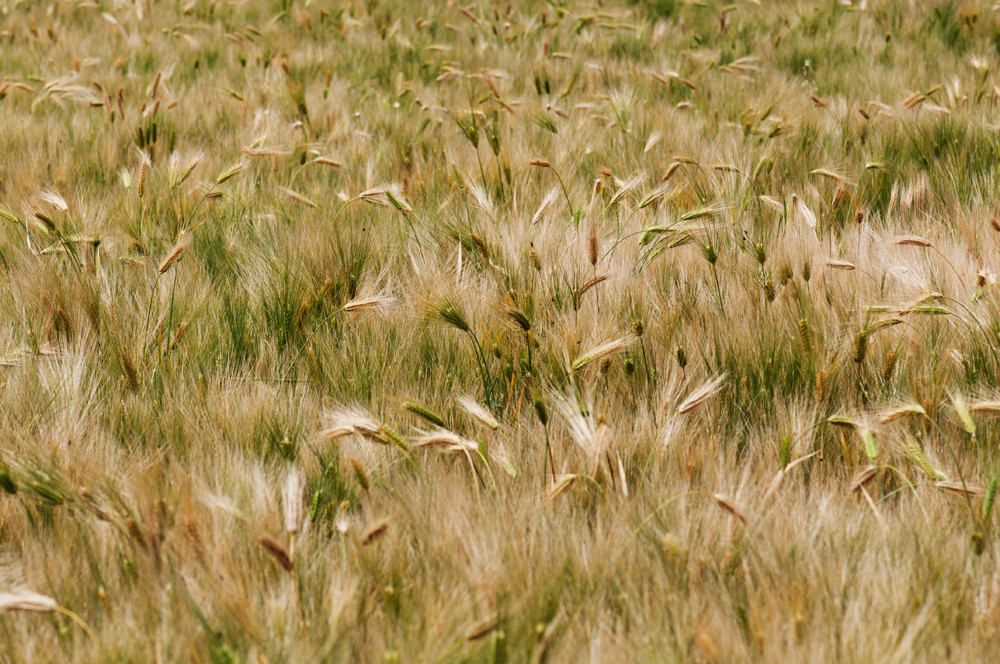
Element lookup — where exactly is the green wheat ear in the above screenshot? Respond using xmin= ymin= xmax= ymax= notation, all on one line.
xmin=435 ymin=301 xmax=470 ymax=332
xmin=404 ymin=401 xmax=446 ymax=428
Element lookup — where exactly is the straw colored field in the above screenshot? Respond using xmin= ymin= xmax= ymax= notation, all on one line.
xmin=2 ymin=1 xmax=1000 ymax=661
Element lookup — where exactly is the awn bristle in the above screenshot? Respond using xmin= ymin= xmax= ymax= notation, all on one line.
xmin=572 ymin=337 xmax=631 ymax=371
xmin=676 ymin=374 xmax=727 ymax=415
xmin=458 ymin=396 xmax=500 ymax=429
xmin=879 ymin=404 xmax=926 ymax=424
xmin=791 ymin=194 xmax=817 ymax=229
xmin=546 ymin=474 xmax=578 ymax=501
xmin=413 ymin=428 xmax=478 ymax=454
xmin=343 ymin=295 xmax=394 ymax=312
xmin=323 ymin=410 xmax=391 ymax=445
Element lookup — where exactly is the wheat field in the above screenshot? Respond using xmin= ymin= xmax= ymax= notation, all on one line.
xmin=2 ymin=0 xmax=1000 ymax=661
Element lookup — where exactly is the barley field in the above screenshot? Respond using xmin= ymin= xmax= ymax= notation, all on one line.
xmin=3 ymin=0 xmax=1000 ymax=661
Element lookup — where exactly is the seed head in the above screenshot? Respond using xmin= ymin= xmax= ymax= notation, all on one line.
xmin=883 ymin=350 xmax=897 ymax=383
xmin=896 ymin=235 xmax=933 ymax=248
xmin=507 ymin=309 xmax=532 ymax=332
xmin=215 ymin=162 xmax=244 ymax=185
xmin=403 ymin=401 xmax=446 ymax=428
xmin=853 ymin=331 xmax=868 ymax=364
xmin=0 ymin=590 xmax=59 ymax=613
xmin=258 ymin=536 xmax=294 ymax=572
xmin=798 ymin=319 xmax=812 ymax=352
xmin=533 ymin=392 xmax=549 ymax=426
xmin=361 ymin=518 xmax=391 ymax=546
xmin=676 ymin=374 xmax=726 ymax=415
xmin=158 ymin=243 xmax=186 ymax=274
xmin=530 ymin=243 xmax=542 ymax=271
xmin=763 ymin=279 xmax=776 ymax=302
xmin=815 ymin=371 xmax=828 ymax=401
xmin=434 ymin=301 xmax=470 ymax=332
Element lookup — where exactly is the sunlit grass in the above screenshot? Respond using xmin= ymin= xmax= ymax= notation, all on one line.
xmin=1 ymin=1 xmax=1000 ymax=661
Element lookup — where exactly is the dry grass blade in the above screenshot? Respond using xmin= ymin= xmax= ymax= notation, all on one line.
xmin=660 ymin=161 xmax=681 ymax=182
xmin=866 ymin=318 xmax=903 ymax=335
xmin=546 ymin=474 xmax=578 ymax=501
xmin=676 ymin=374 xmax=727 ymax=415
xmin=279 ymin=186 xmax=319 ymax=208
xmin=679 ymin=202 xmax=727 ymax=221
xmin=637 ymin=181 xmax=670 ymax=209
xmin=712 ymin=493 xmax=748 ymax=524
xmin=572 ymin=337 xmax=631 ymax=371
xmin=532 ymin=187 xmax=559 ymax=224
xmin=358 ymin=187 xmax=391 ymax=207
xmin=158 ymin=243 xmax=187 ymax=274
xmin=850 ymin=465 xmax=879 ymax=493
xmin=258 ymin=536 xmax=294 ymax=572
xmin=880 ymin=403 xmax=926 ymax=424
xmin=361 ymin=517 xmax=390 ymax=546
xmin=607 ymin=173 xmax=644 ymax=207
xmin=459 ymin=396 xmax=500 ymax=429
xmin=895 ymin=235 xmax=933 ymax=247
xmin=4 ymin=3 xmax=1000 ymax=659
xmin=859 ymin=485 xmax=889 ymax=533
xmin=579 ymin=274 xmax=608 ymax=296
xmin=0 ymin=590 xmax=59 ymax=613
xmin=759 ymin=195 xmax=784 ymax=212
xmin=39 ymin=189 xmax=69 ymax=212
xmin=949 ymin=392 xmax=976 ymax=437
xmin=791 ymin=194 xmax=817 ymax=229
xmin=935 ymin=480 xmax=984 ymax=498
xmin=810 ymin=168 xmax=847 ymax=183
xmin=313 ymin=157 xmax=342 ymax=168
xmin=764 ymin=452 xmax=819 ymax=502
xmin=827 ymin=414 xmax=861 ymax=429
xmin=970 ymin=401 xmax=1000 ymax=415
xmin=413 ymin=428 xmax=478 ymax=454
xmin=343 ymin=295 xmax=394 ymax=312
xmin=465 ymin=614 xmax=501 ymax=641
xmin=322 ymin=410 xmax=390 ymax=444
